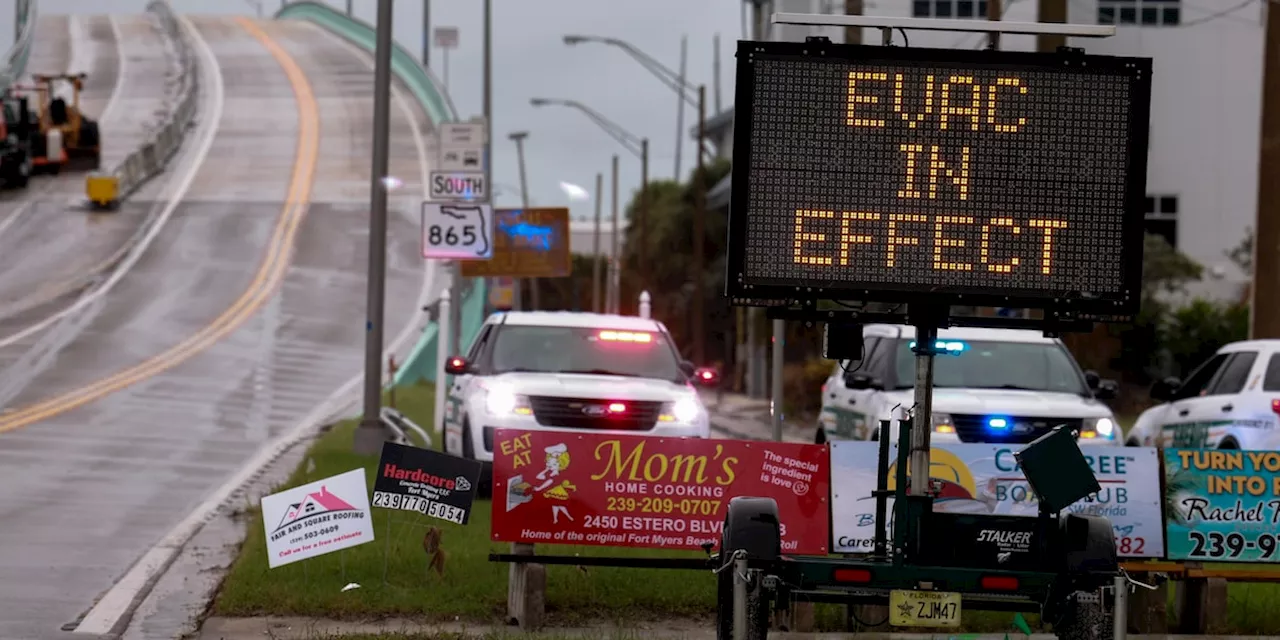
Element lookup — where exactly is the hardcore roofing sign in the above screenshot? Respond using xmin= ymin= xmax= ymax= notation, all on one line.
xmin=373 ymin=442 xmax=484 ymax=525
xmin=261 ymin=468 xmax=375 ymax=568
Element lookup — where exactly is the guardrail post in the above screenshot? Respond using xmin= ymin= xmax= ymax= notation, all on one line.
xmin=638 ymin=290 xmax=651 ymax=318
xmin=1127 ymin=572 xmax=1167 ymax=633
xmin=1112 ymin=575 xmax=1128 ymax=639
xmin=1174 ymin=567 xmax=1228 ymax=634
xmin=506 ymin=543 xmax=545 ymax=630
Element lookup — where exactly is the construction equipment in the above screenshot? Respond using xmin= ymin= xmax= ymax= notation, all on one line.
xmin=25 ymin=73 xmax=101 ymax=174
xmin=0 ymin=89 xmax=34 ymax=188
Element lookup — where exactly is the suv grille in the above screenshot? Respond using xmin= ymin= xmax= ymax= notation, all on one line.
xmin=528 ymin=396 xmax=663 ymax=431
xmin=951 ymin=414 xmax=1084 ymax=444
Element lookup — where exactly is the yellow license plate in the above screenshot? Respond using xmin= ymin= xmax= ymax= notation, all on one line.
xmin=889 ymin=589 xmax=961 ymax=628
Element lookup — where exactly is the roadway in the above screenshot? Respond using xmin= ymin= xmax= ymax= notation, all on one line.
xmin=0 ymin=15 xmax=438 ymax=639
xmin=0 ymin=13 xmax=183 ymax=355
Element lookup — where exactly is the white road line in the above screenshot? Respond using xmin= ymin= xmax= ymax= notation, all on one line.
xmin=0 ymin=13 xmax=221 ymax=351
xmin=70 ymin=18 xmax=440 ymax=636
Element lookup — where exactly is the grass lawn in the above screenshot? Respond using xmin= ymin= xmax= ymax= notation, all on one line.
xmin=210 ymin=382 xmax=1280 ymax=634
xmin=213 ymin=382 xmax=715 ymax=625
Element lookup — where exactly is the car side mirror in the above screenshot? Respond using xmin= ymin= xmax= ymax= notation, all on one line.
xmin=444 ymin=355 xmax=470 ymax=375
xmin=1094 ymin=379 xmax=1119 ymax=401
xmin=678 ymin=360 xmax=696 ymax=377
xmin=1150 ymin=376 xmax=1180 ymax=402
xmin=692 ymin=366 xmax=720 ymax=387
xmin=844 ymin=372 xmax=883 ymax=391
xmin=1083 ymin=370 xmax=1101 ymax=389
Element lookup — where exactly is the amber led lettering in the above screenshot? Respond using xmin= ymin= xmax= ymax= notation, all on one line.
xmin=980 ymin=218 xmax=1022 ymax=273
xmin=839 ymin=212 xmax=880 ymax=264
xmin=933 ymin=216 xmax=975 ymax=271
xmin=886 ymin=214 xmax=926 ymax=267
xmin=927 ymin=145 xmax=970 ymax=200
xmin=940 ymin=75 xmax=982 ymax=131
xmin=793 ymin=209 xmax=835 ymax=265
xmin=893 ymin=73 xmax=933 ymax=128
xmin=847 ymin=71 xmax=889 ymax=127
xmin=986 ymin=77 xmax=1027 ymax=133
xmin=1029 ymin=219 xmax=1069 ymax=274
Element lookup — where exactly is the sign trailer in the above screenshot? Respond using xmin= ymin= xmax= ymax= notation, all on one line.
xmin=710 ymin=15 xmax=1153 ymax=640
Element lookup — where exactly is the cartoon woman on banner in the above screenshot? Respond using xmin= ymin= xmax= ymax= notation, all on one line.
xmin=534 ymin=443 xmax=577 ymax=524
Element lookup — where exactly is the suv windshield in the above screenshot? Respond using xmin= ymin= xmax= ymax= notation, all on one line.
xmin=490 ymin=325 xmax=684 ymax=381
xmin=891 ymin=338 xmax=1087 ymax=395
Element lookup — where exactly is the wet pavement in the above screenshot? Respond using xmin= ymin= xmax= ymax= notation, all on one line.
xmin=0 ymin=15 xmax=436 ymax=640
xmin=0 ymin=13 xmax=184 ymax=330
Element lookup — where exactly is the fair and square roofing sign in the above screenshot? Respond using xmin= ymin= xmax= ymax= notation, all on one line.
xmin=261 ymin=468 xmax=375 ymax=568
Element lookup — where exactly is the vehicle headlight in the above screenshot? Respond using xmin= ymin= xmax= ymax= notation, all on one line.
xmin=660 ymin=396 xmax=702 ymax=424
xmin=1081 ymin=417 xmax=1115 ymax=439
xmin=932 ymin=412 xmax=955 ymax=434
xmin=484 ymin=386 xmax=531 ymax=416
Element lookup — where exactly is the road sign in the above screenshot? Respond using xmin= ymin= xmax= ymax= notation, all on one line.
xmin=460 ymin=207 xmax=571 ymax=278
xmin=429 ymin=170 xmax=488 ymax=201
xmin=434 ymin=26 xmax=459 ymax=49
xmin=437 ymin=148 xmax=483 ymax=172
xmin=724 ymin=41 xmax=1153 ymax=318
xmin=440 ymin=122 xmax=485 ymax=147
xmin=422 ymin=202 xmax=494 ymax=260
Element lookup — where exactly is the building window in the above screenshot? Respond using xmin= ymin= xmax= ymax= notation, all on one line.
xmin=912 ymin=0 xmax=988 ymax=19
xmin=1098 ymin=0 xmax=1180 ymax=26
xmin=1144 ymin=194 xmax=1178 ymax=247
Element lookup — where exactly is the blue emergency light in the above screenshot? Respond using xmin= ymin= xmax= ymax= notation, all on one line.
xmin=908 ymin=340 xmax=968 ymax=354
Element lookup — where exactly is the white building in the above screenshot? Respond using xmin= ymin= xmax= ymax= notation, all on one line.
xmin=707 ymin=0 xmax=1262 ymax=299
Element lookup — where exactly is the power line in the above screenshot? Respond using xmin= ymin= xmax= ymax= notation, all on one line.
xmin=1180 ymin=0 xmax=1257 ymax=28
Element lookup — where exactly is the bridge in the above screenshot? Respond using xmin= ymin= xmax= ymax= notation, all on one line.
xmin=0 ymin=3 xmax=476 ymax=637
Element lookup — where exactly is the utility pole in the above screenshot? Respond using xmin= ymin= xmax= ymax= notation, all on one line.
xmin=593 ymin=172 xmax=603 ymax=313
xmin=353 ymin=0 xmax=395 ymax=455
xmin=1254 ymin=0 xmax=1280 ymax=338
xmin=640 ymin=138 xmax=649 ymax=297
xmin=610 ymin=154 xmax=620 ymax=314
xmin=346 ymin=0 xmax=352 ymax=16
xmin=422 ymin=0 xmax=430 ymax=67
xmin=987 ymin=0 xmax=1002 ymax=49
xmin=843 ymin=0 xmax=863 ymax=45
xmin=713 ymin=34 xmax=722 ymax=113
xmin=693 ymin=85 xmax=706 ymax=364
xmin=674 ymin=35 xmax=687 ymax=181
xmin=510 ymin=131 xmax=537 ymax=311
xmin=1036 ymin=0 xmax=1068 ymax=52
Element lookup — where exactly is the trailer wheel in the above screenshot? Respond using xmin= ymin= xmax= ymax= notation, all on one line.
xmin=1051 ymin=590 xmax=1114 ymax=640
xmin=715 ymin=497 xmax=780 ymax=640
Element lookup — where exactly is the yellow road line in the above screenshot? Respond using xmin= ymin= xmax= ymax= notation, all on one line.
xmin=0 ymin=17 xmax=319 ymax=434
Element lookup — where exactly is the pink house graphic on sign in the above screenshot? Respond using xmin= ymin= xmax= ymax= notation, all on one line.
xmin=274 ymin=486 xmax=357 ymax=533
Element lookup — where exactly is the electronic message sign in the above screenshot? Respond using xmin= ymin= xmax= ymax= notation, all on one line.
xmin=725 ymin=41 xmax=1152 ymax=317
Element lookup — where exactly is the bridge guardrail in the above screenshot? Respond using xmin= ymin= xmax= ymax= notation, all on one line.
xmin=1 ymin=0 xmax=38 ymax=90
xmin=89 ymin=0 xmax=200 ymax=207
xmin=275 ymin=1 xmax=487 ymax=386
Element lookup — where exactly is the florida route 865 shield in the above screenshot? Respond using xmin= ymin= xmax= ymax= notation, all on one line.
xmin=372 ymin=442 xmax=483 ymax=525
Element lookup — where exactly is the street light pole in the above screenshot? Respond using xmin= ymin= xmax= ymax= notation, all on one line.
xmin=610 ymin=154 xmax=620 ymax=314
xmin=510 ymin=131 xmax=537 ymax=311
xmin=674 ymin=35 xmax=687 ymax=180
xmin=693 ymin=85 xmax=706 ymax=365
xmin=353 ymin=0 xmax=395 ymax=455
xmin=422 ymin=0 xmax=430 ymax=67
xmin=640 ymin=138 xmax=649 ymax=297
xmin=593 ymin=171 xmax=603 ymax=313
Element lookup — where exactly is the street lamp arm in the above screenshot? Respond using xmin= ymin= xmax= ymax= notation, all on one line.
xmin=606 ymin=38 xmax=701 ymax=107
xmin=576 ymin=108 xmax=644 ymax=158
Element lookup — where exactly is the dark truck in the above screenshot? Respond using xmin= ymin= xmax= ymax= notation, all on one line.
xmin=0 ymin=92 xmax=33 ymax=189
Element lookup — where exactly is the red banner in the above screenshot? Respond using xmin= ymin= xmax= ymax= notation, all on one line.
xmin=490 ymin=429 xmax=830 ymax=555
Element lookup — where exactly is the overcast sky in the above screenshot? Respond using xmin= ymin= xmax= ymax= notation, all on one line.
xmin=11 ymin=0 xmax=745 ymax=223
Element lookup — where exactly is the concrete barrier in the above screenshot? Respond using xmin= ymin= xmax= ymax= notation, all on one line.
xmin=274 ymin=1 xmax=487 ymax=385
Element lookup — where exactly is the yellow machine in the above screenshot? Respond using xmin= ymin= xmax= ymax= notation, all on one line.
xmin=27 ymin=73 xmax=101 ymax=173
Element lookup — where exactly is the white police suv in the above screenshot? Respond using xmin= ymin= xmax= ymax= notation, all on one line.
xmin=817 ymin=324 xmax=1121 ymax=447
xmin=441 ymin=311 xmax=718 ymax=496
xmin=1126 ymin=339 xmax=1280 ymax=449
